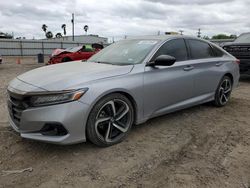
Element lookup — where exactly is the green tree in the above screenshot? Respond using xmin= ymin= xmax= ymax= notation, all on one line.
xmin=42 ymin=24 xmax=48 ymax=34
xmin=212 ymin=34 xmax=236 ymax=39
xmin=203 ymin=35 xmax=210 ymax=40
xmin=55 ymin=33 xmax=63 ymax=38
xmin=84 ymin=25 xmax=89 ymax=35
xmin=61 ymin=24 xmax=66 ymax=36
xmin=46 ymin=31 xmax=53 ymax=39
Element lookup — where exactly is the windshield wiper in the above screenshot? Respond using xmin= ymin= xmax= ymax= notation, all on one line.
xmin=85 ymin=61 xmax=111 ymax=64
xmin=91 ymin=61 xmax=133 ymax=66
xmin=96 ymin=61 xmax=112 ymax=64
xmin=118 ymin=63 xmax=134 ymax=65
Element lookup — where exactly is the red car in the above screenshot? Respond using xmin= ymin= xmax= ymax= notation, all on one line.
xmin=47 ymin=43 xmax=103 ymax=65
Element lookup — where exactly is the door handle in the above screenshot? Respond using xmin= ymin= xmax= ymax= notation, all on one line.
xmin=183 ymin=65 xmax=194 ymax=71
xmin=215 ymin=62 xmax=223 ymax=67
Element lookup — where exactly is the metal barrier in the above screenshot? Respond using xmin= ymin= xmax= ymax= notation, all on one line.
xmin=0 ymin=39 xmax=93 ymax=56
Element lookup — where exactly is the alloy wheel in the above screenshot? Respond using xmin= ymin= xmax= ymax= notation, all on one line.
xmin=218 ymin=78 xmax=232 ymax=105
xmin=94 ymin=99 xmax=132 ymax=143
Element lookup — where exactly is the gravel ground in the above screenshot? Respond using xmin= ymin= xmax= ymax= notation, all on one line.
xmin=0 ymin=60 xmax=250 ymax=188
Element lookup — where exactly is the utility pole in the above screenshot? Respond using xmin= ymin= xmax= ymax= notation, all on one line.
xmin=197 ymin=28 xmax=201 ymax=38
xmin=179 ymin=30 xmax=184 ymax=35
xmin=71 ymin=13 xmax=75 ymax=41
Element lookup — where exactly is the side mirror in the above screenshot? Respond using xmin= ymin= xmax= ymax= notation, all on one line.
xmin=148 ymin=55 xmax=176 ymax=66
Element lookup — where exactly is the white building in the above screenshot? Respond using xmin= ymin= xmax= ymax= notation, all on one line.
xmin=47 ymin=34 xmax=108 ymax=44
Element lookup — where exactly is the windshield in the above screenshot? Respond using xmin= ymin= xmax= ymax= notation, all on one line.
xmin=234 ymin=33 xmax=250 ymax=43
xmin=66 ymin=46 xmax=82 ymax=52
xmin=87 ymin=39 xmax=159 ymax=65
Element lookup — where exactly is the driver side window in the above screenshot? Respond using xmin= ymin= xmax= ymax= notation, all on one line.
xmin=152 ymin=39 xmax=188 ymax=62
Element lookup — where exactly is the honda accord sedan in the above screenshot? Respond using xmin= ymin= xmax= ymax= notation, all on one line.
xmin=7 ymin=35 xmax=239 ymax=147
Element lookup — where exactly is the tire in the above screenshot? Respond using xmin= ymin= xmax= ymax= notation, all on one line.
xmin=213 ymin=75 xmax=232 ymax=107
xmin=86 ymin=93 xmax=134 ymax=147
xmin=61 ymin=57 xmax=72 ymax=62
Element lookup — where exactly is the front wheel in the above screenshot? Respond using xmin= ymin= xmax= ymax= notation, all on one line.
xmin=213 ymin=76 xmax=232 ymax=107
xmin=86 ymin=93 xmax=134 ymax=147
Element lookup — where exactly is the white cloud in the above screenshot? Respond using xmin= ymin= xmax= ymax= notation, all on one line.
xmin=0 ymin=0 xmax=249 ymax=41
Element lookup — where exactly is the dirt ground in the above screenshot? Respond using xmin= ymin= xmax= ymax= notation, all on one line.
xmin=0 ymin=59 xmax=250 ymax=188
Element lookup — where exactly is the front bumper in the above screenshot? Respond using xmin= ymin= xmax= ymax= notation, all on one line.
xmin=47 ymin=57 xmax=62 ymax=65
xmin=8 ymin=101 xmax=90 ymax=145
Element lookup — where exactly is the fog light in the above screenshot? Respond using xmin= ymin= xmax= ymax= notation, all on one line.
xmin=40 ymin=123 xmax=68 ymax=136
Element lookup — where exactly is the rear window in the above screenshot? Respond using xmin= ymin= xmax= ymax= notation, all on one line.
xmin=187 ymin=39 xmax=214 ymax=59
xmin=211 ymin=44 xmax=224 ymax=57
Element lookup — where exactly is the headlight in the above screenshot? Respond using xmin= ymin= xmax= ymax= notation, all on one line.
xmin=29 ymin=89 xmax=88 ymax=107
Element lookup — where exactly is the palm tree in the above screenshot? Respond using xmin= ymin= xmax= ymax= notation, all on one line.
xmin=55 ymin=33 xmax=63 ymax=38
xmin=84 ymin=25 xmax=89 ymax=35
xmin=61 ymin=24 xmax=66 ymax=36
xmin=46 ymin=31 xmax=53 ymax=39
xmin=42 ymin=24 xmax=48 ymax=34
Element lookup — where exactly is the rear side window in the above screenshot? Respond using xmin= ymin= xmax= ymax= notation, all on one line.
xmin=152 ymin=39 xmax=188 ymax=62
xmin=211 ymin=44 xmax=224 ymax=57
xmin=187 ymin=39 xmax=214 ymax=59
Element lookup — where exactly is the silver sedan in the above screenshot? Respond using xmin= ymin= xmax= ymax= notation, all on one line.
xmin=7 ymin=35 xmax=239 ymax=146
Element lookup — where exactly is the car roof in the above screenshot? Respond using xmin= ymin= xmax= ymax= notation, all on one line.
xmin=239 ymin=32 xmax=250 ymax=36
xmin=125 ymin=35 xmax=208 ymax=43
xmin=127 ymin=35 xmax=198 ymax=40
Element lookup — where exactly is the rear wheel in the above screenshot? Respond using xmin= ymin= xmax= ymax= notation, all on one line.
xmin=61 ymin=57 xmax=72 ymax=62
xmin=86 ymin=93 xmax=134 ymax=147
xmin=213 ymin=76 xmax=232 ymax=107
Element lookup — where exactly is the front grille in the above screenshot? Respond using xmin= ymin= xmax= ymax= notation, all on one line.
xmin=7 ymin=91 xmax=29 ymax=127
xmin=224 ymin=45 xmax=250 ymax=59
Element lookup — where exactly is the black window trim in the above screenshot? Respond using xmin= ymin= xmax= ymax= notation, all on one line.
xmin=184 ymin=38 xmax=192 ymax=60
xmin=210 ymin=43 xmax=225 ymax=57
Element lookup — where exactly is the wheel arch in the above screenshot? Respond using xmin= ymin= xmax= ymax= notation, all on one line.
xmin=224 ymin=72 xmax=234 ymax=86
xmin=62 ymin=56 xmax=72 ymax=62
xmin=116 ymin=91 xmax=138 ymax=121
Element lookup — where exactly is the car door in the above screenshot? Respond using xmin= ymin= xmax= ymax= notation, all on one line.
xmin=185 ymin=39 xmax=223 ymax=97
xmin=143 ymin=38 xmax=195 ymax=118
xmin=71 ymin=49 xmax=83 ymax=60
xmin=78 ymin=47 xmax=95 ymax=61
xmin=72 ymin=46 xmax=89 ymax=61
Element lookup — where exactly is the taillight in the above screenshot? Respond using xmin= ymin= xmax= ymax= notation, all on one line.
xmin=235 ymin=59 xmax=240 ymax=65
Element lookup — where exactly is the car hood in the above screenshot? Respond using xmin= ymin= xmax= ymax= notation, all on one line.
xmin=51 ymin=49 xmax=67 ymax=57
xmin=17 ymin=61 xmax=134 ymax=91
xmin=223 ymin=42 xmax=250 ymax=47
